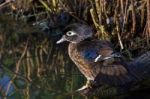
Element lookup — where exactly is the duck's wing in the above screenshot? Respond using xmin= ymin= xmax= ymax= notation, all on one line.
xmin=78 ymin=40 xmax=130 ymax=85
xmin=78 ymin=40 xmax=115 ymax=62
xmin=96 ymin=63 xmax=129 ymax=86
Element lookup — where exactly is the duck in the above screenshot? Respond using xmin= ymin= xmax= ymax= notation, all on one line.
xmin=56 ymin=23 xmax=150 ymax=93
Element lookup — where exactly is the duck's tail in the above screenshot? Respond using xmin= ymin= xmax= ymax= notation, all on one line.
xmin=127 ymin=51 xmax=150 ymax=81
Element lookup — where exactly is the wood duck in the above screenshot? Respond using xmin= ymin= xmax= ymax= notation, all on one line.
xmin=56 ymin=23 xmax=150 ymax=93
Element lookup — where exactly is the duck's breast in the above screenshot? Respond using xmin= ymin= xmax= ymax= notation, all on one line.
xmin=68 ymin=43 xmax=97 ymax=80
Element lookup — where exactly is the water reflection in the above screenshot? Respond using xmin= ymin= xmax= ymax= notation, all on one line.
xmin=0 ymin=48 xmax=86 ymax=99
xmin=0 ymin=75 xmax=14 ymax=98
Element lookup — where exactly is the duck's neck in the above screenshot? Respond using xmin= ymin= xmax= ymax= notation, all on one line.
xmin=68 ymin=42 xmax=77 ymax=52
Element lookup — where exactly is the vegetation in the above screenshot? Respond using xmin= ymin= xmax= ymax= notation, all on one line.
xmin=0 ymin=0 xmax=150 ymax=98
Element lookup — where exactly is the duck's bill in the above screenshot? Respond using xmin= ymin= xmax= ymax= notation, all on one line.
xmin=56 ymin=36 xmax=66 ymax=44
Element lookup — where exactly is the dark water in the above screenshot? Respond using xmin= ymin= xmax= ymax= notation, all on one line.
xmin=1 ymin=63 xmax=150 ymax=99
xmin=0 ymin=15 xmax=150 ymax=99
xmin=0 ymin=60 xmax=86 ymax=99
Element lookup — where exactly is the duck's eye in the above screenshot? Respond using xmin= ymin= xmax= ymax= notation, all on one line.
xmin=66 ymin=31 xmax=76 ymax=36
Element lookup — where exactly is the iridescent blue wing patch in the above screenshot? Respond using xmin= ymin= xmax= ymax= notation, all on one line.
xmin=81 ymin=49 xmax=98 ymax=61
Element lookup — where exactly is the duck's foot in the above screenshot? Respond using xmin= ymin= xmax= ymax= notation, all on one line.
xmin=76 ymin=80 xmax=95 ymax=95
xmin=77 ymin=85 xmax=90 ymax=91
xmin=77 ymin=80 xmax=93 ymax=91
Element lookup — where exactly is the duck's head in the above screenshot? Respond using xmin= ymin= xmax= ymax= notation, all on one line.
xmin=56 ymin=23 xmax=93 ymax=44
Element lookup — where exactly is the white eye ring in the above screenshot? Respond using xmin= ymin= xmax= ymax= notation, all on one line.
xmin=66 ymin=31 xmax=77 ymax=36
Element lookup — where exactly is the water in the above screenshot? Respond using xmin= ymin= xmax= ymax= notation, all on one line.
xmin=0 ymin=56 xmax=86 ymax=99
